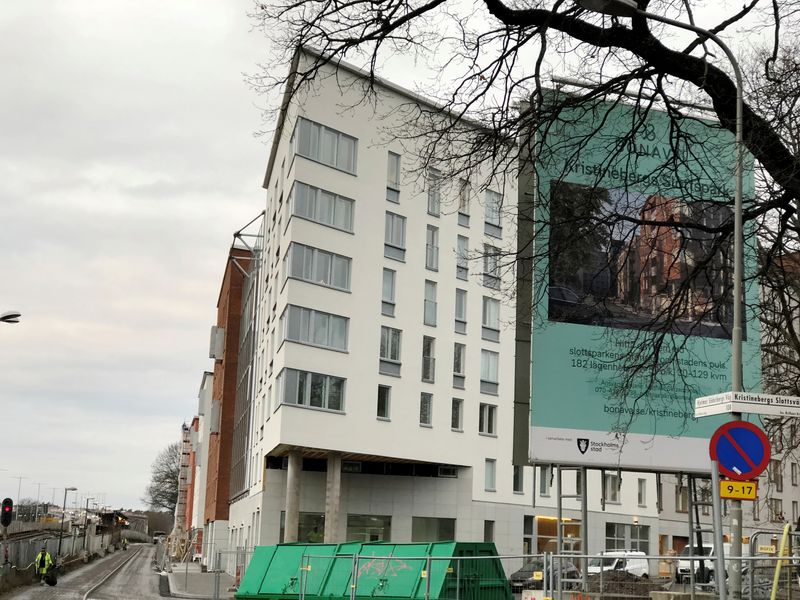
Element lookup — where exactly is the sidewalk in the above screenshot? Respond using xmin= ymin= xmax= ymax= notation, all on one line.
xmin=167 ymin=561 xmax=237 ymax=599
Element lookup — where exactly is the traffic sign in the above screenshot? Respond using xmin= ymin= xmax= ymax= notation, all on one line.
xmin=709 ymin=421 xmax=771 ymax=481
xmin=719 ymin=479 xmax=757 ymax=501
xmin=695 ymin=391 xmax=800 ymax=418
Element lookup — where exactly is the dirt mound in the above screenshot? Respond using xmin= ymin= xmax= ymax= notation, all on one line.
xmin=586 ymin=570 xmax=669 ymax=597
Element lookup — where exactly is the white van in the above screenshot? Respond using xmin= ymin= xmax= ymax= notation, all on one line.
xmin=588 ymin=551 xmax=650 ymax=578
xmin=676 ymin=543 xmax=749 ymax=583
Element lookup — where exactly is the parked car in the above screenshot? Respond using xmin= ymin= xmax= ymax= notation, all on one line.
xmin=152 ymin=530 xmax=166 ymax=544
xmin=509 ymin=558 xmax=581 ymax=591
xmin=587 ymin=551 xmax=649 ymax=578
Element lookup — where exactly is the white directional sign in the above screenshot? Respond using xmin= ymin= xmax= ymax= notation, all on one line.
xmin=695 ymin=391 xmax=800 ymax=418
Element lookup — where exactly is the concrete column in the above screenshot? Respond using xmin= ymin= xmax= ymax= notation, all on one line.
xmin=284 ymin=451 xmax=302 ymax=543
xmin=324 ymin=453 xmax=342 ymax=543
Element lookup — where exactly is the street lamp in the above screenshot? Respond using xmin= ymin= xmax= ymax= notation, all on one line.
xmin=57 ymin=487 xmax=77 ymax=559
xmin=82 ymin=497 xmax=94 ymax=551
xmin=0 ymin=311 xmax=21 ymax=324
xmin=575 ymin=2 xmax=745 ymax=599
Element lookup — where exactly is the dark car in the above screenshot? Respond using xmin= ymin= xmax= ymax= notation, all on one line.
xmin=548 ymin=286 xmax=611 ymax=325
xmin=509 ymin=558 xmax=581 ymax=591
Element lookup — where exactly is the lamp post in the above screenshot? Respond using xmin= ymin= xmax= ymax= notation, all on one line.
xmin=82 ymin=497 xmax=94 ymax=551
xmin=575 ymin=1 xmax=744 ymax=597
xmin=57 ymin=487 xmax=77 ymax=559
xmin=33 ymin=482 xmax=46 ymax=524
xmin=0 ymin=311 xmax=21 ymax=324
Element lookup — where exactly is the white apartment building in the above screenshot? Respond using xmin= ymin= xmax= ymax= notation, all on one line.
xmin=220 ymin=48 xmax=797 ymax=564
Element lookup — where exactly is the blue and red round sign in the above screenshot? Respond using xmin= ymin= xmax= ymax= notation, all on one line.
xmin=709 ymin=421 xmax=771 ymax=481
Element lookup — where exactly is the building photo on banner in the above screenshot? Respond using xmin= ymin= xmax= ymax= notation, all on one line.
xmin=529 ymin=95 xmax=761 ymax=473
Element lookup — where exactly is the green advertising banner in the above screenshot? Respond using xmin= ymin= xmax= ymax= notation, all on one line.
xmin=530 ymin=97 xmax=761 ymax=472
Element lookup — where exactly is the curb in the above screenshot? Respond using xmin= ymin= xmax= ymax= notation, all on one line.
xmin=166 ymin=571 xmax=218 ymax=599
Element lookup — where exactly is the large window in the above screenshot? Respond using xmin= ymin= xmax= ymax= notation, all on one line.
xmin=346 ymin=514 xmax=391 ymax=542
xmin=483 ymin=244 xmax=501 ymax=289
xmin=637 ymin=478 xmax=647 ymax=506
xmin=606 ymin=522 xmax=649 ymax=553
xmin=387 ymin=152 xmax=401 ymax=203
xmin=482 ymin=296 xmax=500 ymax=342
xmin=284 ymin=242 xmax=351 ymax=291
xmin=770 ymin=459 xmax=784 ymax=492
xmin=451 ymin=398 xmax=463 ymax=431
xmin=539 ymin=465 xmax=551 ymax=496
xmin=479 ymin=403 xmax=497 ymax=435
xmin=770 ymin=497 xmax=784 ymax=522
xmin=424 ymin=280 xmax=437 ymax=326
xmin=456 ymin=236 xmax=469 ymax=280
xmin=281 ymin=305 xmax=348 ymax=351
xmin=420 ymin=393 xmax=433 ymax=426
xmin=427 ymin=168 xmax=441 ymax=216
xmin=412 ymin=517 xmax=456 ymax=542
xmin=480 ymin=349 xmax=499 ymax=394
xmin=426 ymin=225 xmax=439 ymax=271
xmin=675 ymin=485 xmax=689 ymax=513
xmin=422 ymin=336 xmax=436 ymax=382
xmin=458 ymin=179 xmax=470 ymax=216
xmin=277 ymin=368 xmax=345 ymax=411
xmin=485 ymin=459 xmax=496 ymax=491
xmin=294 ymin=117 xmax=357 ymax=173
xmin=382 ymin=269 xmax=396 ymax=317
xmin=605 ymin=522 xmax=626 ymax=551
xmin=385 ymin=212 xmax=407 ymax=261
xmin=513 ymin=466 xmax=524 ymax=494
xmin=291 ymin=181 xmax=354 ymax=232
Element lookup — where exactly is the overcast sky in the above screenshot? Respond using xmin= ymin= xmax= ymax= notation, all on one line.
xmin=0 ymin=1 xmax=270 ymax=510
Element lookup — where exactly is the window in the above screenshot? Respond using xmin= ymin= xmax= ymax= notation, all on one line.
xmin=675 ymin=485 xmax=689 ymax=513
xmin=793 ymin=462 xmax=798 ymax=486
xmin=422 ymin=336 xmax=436 ymax=382
xmin=426 ymin=225 xmax=439 ymax=271
xmin=412 ymin=517 xmax=456 ymax=542
xmin=485 ymin=189 xmax=502 ymax=237
xmin=482 ymin=296 xmax=500 ymax=342
xmin=458 ymin=179 xmax=470 ymax=215
xmin=424 ymin=280 xmax=437 ymax=326
xmin=456 ymin=236 xmax=469 ymax=280
xmin=384 ymin=212 xmax=407 ymax=261
xmin=387 ymin=152 xmax=400 ymax=202
xmin=637 ymin=478 xmax=647 ymax=506
xmin=293 ymin=117 xmax=357 ymax=173
xmin=539 ymin=465 xmax=551 ymax=496
xmin=484 ymin=459 xmax=496 ymax=491
xmin=420 ymin=393 xmax=433 ymax=426
xmin=576 ymin=470 xmax=583 ymax=496
xmin=382 ymin=269 xmax=396 ymax=317
xmin=291 ymin=181 xmax=354 ymax=232
xmin=427 ymin=168 xmax=441 ymax=216
xmin=346 ymin=514 xmax=391 ymax=542
xmin=453 ymin=343 xmax=466 ymax=389
xmin=479 ymin=403 xmax=497 ymax=435
xmin=770 ymin=497 xmax=784 ymax=522
xmin=753 ymin=500 xmax=760 ymax=521
xmin=631 ymin=525 xmax=650 ymax=553
xmin=281 ymin=305 xmax=348 ymax=351
xmin=770 ymin=459 xmax=784 ymax=492
xmin=379 ymin=326 xmax=402 ymax=376
xmin=480 ymin=350 xmax=499 ymax=394
xmin=605 ymin=523 xmax=626 ymax=551
xmin=483 ymin=244 xmax=501 ymax=289
xmin=513 ymin=466 xmax=524 ymax=493
xmin=794 ymin=501 xmax=799 ymax=523
xmin=483 ymin=520 xmax=495 ymax=542
xmin=380 ymin=327 xmax=401 ymax=360
xmin=284 ymin=243 xmax=351 ymax=291
xmin=604 ymin=473 xmax=620 ymax=503
xmin=451 ymin=398 xmax=463 ymax=430
xmin=455 ymin=289 xmax=467 ymax=334
xmin=523 ymin=515 xmax=534 ymax=554
xmin=277 ymin=368 xmax=345 ymax=411
xmin=377 ymin=386 xmax=390 ymax=419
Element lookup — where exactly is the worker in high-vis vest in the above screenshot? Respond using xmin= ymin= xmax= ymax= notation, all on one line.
xmin=34 ymin=546 xmax=53 ymax=585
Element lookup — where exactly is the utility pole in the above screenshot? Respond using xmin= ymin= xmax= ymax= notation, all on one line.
xmin=33 ymin=482 xmax=45 ymax=523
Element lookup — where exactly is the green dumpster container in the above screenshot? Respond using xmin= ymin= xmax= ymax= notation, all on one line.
xmin=236 ymin=541 xmax=512 ymax=600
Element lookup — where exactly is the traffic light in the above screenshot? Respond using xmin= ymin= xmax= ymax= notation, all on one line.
xmin=1 ymin=498 xmax=12 ymax=527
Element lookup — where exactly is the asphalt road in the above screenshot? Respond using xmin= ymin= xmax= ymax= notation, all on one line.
xmin=3 ymin=545 xmax=162 ymax=600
